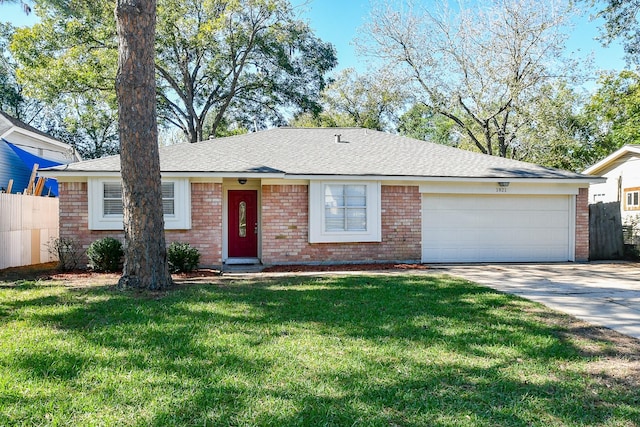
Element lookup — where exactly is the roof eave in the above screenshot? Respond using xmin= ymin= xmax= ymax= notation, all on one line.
xmin=39 ymin=169 xmax=603 ymax=185
xmin=38 ymin=170 xmax=287 ymax=179
xmin=0 ymin=127 xmax=73 ymax=151
xmin=583 ymin=145 xmax=640 ymax=175
xmin=285 ymin=174 xmax=602 ymax=184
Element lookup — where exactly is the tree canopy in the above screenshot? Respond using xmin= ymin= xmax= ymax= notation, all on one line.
xmin=359 ymin=0 xmax=583 ymax=162
xmin=290 ymin=68 xmax=407 ymax=131
xmin=589 ymin=0 xmax=640 ymax=65
xmin=585 ymin=70 xmax=640 ymax=156
xmin=11 ymin=0 xmax=337 ymax=145
xmin=396 ymin=103 xmax=458 ymax=147
xmin=0 ymin=23 xmax=24 ymax=119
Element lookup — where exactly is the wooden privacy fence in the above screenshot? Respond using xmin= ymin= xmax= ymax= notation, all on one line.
xmin=589 ymin=201 xmax=624 ymax=260
xmin=0 ymin=193 xmax=59 ymax=269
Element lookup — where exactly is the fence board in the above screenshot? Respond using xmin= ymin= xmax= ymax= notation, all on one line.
xmin=0 ymin=193 xmax=59 ymax=269
xmin=589 ymin=201 xmax=624 ymax=260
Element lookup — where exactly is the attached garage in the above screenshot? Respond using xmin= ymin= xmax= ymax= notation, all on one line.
xmin=422 ymin=192 xmax=575 ymax=263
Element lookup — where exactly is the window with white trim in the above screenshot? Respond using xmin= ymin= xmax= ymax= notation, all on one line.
xmin=103 ymin=182 xmax=123 ymax=216
xmin=625 ymin=188 xmax=640 ymax=211
xmin=309 ymin=181 xmax=381 ymax=243
xmin=101 ymin=182 xmax=176 ymax=217
xmin=88 ymin=178 xmax=190 ymax=230
xmin=325 ymin=184 xmax=367 ymax=231
xmin=161 ymin=182 xmax=175 ymax=215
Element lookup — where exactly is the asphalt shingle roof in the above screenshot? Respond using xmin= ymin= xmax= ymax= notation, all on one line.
xmin=49 ymin=127 xmax=591 ymax=180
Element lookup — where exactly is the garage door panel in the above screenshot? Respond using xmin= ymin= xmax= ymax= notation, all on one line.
xmin=426 ymin=210 xmax=569 ymax=229
xmin=424 ymin=221 xmax=569 ymax=240
xmin=427 ymin=196 xmax=569 ymax=212
xmin=424 ymin=244 xmax=571 ymax=262
xmin=422 ymin=195 xmax=572 ymax=262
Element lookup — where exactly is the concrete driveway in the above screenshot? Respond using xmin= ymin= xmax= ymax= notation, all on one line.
xmin=437 ymin=262 xmax=640 ymax=340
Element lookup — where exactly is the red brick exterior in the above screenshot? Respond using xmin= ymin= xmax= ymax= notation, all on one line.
xmin=58 ymin=181 xmax=589 ymax=267
xmin=575 ymin=187 xmax=589 ymax=261
xmin=58 ymin=182 xmax=222 ymax=267
xmin=59 ymin=182 xmax=120 ymax=264
xmin=169 ymin=182 xmax=222 ymax=266
xmin=261 ymin=184 xmax=422 ymax=264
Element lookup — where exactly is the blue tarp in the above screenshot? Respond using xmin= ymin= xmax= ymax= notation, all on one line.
xmin=0 ymin=139 xmax=62 ymax=196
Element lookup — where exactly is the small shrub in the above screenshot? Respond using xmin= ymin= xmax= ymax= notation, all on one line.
xmin=46 ymin=237 xmax=82 ymax=271
xmin=167 ymin=242 xmax=200 ymax=273
xmin=87 ymin=237 xmax=124 ymax=272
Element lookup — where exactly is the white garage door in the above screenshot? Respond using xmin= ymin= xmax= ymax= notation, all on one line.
xmin=422 ymin=194 xmax=573 ymax=263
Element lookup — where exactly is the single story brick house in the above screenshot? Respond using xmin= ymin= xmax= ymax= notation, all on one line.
xmin=43 ymin=127 xmax=597 ymax=267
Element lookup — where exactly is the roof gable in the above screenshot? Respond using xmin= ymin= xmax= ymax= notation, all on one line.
xmin=0 ymin=112 xmax=79 ymax=159
xmin=0 ymin=112 xmax=58 ymax=142
xmin=583 ymin=145 xmax=640 ymax=176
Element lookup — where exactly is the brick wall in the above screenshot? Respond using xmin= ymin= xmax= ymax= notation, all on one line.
xmin=59 ymin=182 xmax=114 ymax=263
xmin=58 ymin=181 xmax=222 ymax=267
xmin=575 ymin=187 xmax=589 ymax=261
xmin=59 ymin=180 xmax=587 ymax=267
xmin=261 ymin=184 xmax=422 ymax=264
xmin=168 ymin=182 xmax=222 ymax=266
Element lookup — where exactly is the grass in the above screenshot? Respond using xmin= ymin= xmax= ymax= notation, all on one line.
xmin=0 ymin=273 xmax=638 ymax=426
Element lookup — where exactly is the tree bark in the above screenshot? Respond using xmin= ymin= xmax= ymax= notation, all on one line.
xmin=115 ymin=0 xmax=172 ymax=290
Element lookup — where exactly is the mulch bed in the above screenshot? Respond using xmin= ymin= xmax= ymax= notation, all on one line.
xmin=261 ymin=263 xmax=429 ymax=273
xmin=1 ymin=263 xmax=431 ymax=286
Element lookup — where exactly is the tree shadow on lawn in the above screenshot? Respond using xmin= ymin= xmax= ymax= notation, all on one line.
xmin=3 ymin=274 xmax=640 ymax=426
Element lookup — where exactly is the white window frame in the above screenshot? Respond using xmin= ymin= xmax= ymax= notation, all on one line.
xmin=309 ymin=181 xmax=381 ymax=243
xmin=88 ymin=178 xmax=191 ymax=230
xmin=625 ymin=189 xmax=640 ymax=211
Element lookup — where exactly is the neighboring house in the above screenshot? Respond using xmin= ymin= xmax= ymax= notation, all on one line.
xmin=583 ymin=145 xmax=640 ymax=223
xmin=42 ymin=127 xmax=597 ymax=267
xmin=0 ymin=111 xmax=81 ymax=195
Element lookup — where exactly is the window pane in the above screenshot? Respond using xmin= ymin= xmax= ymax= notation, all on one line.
xmin=346 ymin=186 xmax=366 ymax=210
xmin=325 ymin=207 xmax=345 ymax=231
xmin=325 ymin=185 xmax=344 ymax=207
xmin=104 ymin=199 xmax=123 ymax=215
xmin=323 ymin=184 xmax=368 ymax=232
xmin=103 ymin=182 xmax=123 ymax=216
xmin=628 ymin=193 xmax=633 ymax=205
xmin=103 ymin=181 xmax=177 ymax=217
xmin=239 ymin=201 xmax=246 ymax=237
xmin=162 ymin=182 xmax=175 ymax=215
xmin=346 ymin=195 xmax=366 ymax=207
xmin=346 ymin=208 xmax=366 ymax=230
xmin=162 ymin=199 xmax=175 ymax=215
xmin=325 ymin=195 xmax=345 ymax=208
xmin=104 ymin=182 xmax=121 ymax=198
xmin=325 ymin=185 xmax=344 ymax=197
xmin=635 ymin=192 xmax=639 ymax=206
xmin=345 ymin=185 xmax=365 ymax=197
xmin=162 ymin=182 xmax=174 ymax=199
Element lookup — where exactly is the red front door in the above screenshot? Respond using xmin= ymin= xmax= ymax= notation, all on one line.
xmin=228 ymin=190 xmax=258 ymax=258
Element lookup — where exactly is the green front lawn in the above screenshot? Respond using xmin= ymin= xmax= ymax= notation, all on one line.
xmin=0 ymin=273 xmax=638 ymax=426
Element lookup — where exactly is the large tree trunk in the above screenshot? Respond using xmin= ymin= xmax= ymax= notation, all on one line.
xmin=115 ymin=0 xmax=172 ymax=290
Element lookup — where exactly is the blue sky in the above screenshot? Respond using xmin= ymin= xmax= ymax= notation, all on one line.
xmin=290 ymin=0 xmax=627 ymax=79
xmin=3 ymin=0 xmax=627 ymax=83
